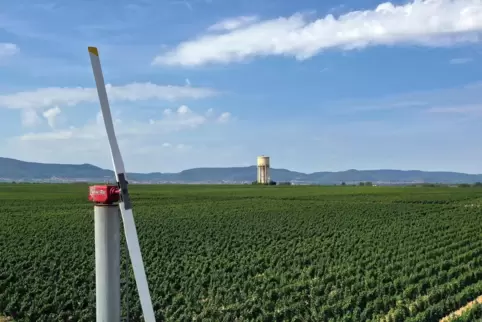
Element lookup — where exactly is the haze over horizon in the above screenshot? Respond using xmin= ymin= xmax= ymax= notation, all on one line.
xmin=5 ymin=156 xmax=482 ymax=177
xmin=2 ymin=0 xmax=482 ymax=174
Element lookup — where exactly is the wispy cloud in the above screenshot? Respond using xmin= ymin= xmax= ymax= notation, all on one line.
xmin=449 ymin=57 xmax=473 ymax=64
xmin=426 ymin=104 xmax=482 ymax=115
xmin=42 ymin=106 xmax=62 ymax=128
xmin=328 ymin=4 xmax=347 ymax=15
xmin=169 ymin=0 xmax=193 ymax=11
xmin=0 ymin=82 xmax=219 ymax=109
xmin=207 ymin=16 xmax=259 ymax=31
xmin=0 ymin=13 xmax=59 ymax=42
xmin=148 ymin=105 xmax=209 ymax=130
xmin=21 ymin=109 xmax=41 ymax=128
xmin=217 ymin=111 xmax=231 ymax=123
xmin=330 ymin=82 xmax=482 ymax=115
xmin=0 ymin=43 xmax=19 ymax=59
xmin=15 ymin=104 xmax=231 ymax=143
xmin=153 ymin=0 xmax=482 ymax=66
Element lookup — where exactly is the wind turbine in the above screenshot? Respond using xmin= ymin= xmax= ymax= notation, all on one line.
xmin=88 ymin=46 xmax=156 ymax=322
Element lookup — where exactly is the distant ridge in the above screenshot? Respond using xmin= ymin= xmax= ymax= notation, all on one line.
xmin=1 ymin=157 xmax=482 ymax=184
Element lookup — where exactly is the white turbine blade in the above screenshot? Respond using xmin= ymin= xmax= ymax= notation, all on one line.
xmin=119 ymin=206 xmax=156 ymax=322
xmin=88 ymin=46 xmax=156 ymax=322
xmin=87 ymin=46 xmax=124 ymax=178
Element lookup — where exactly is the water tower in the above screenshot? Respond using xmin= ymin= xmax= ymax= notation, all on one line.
xmin=257 ymin=156 xmax=270 ymax=184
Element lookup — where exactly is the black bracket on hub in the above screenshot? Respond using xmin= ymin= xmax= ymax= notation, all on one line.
xmin=117 ymin=173 xmax=132 ymax=210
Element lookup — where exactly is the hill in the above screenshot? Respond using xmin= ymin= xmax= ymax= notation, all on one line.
xmin=1 ymin=157 xmax=482 ymax=184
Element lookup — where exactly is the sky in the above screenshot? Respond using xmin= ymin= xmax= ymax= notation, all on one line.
xmin=2 ymin=0 xmax=482 ymax=174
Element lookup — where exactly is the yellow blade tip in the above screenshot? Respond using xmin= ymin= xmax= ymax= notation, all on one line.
xmin=88 ymin=46 xmax=99 ymax=56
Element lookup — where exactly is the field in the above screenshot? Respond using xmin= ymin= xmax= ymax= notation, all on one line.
xmin=1 ymin=184 xmax=482 ymax=321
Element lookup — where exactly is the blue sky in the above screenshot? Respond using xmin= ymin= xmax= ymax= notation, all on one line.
xmin=2 ymin=0 xmax=482 ymax=173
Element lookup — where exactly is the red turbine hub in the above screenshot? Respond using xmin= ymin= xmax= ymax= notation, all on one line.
xmin=88 ymin=185 xmax=120 ymax=204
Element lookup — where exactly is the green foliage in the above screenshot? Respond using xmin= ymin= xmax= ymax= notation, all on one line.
xmin=1 ymin=184 xmax=482 ymax=321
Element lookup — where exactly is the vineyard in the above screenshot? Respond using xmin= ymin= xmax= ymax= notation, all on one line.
xmin=1 ymin=184 xmax=482 ymax=321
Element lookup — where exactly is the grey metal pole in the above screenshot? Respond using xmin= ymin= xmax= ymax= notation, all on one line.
xmin=95 ymin=204 xmax=121 ymax=322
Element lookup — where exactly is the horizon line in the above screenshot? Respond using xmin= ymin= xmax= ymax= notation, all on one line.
xmin=2 ymin=156 xmax=482 ymax=176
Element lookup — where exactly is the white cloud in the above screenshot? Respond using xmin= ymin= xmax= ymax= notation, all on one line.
xmin=207 ymin=15 xmax=259 ymax=31
xmin=217 ymin=112 xmax=231 ymax=123
xmin=0 ymin=82 xmax=218 ymax=109
xmin=153 ymin=0 xmax=482 ymax=66
xmin=21 ymin=109 xmax=42 ymax=127
xmin=177 ymin=105 xmax=190 ymax=115
xmin=176 ymin=143 xmax=190 ymax=149
xmin=5 ymin=105 xmax=234 ymax=173
xmin=20 ymin=130 xmax=77 ymax=141
xmin=150 ymin=105 xmax=207 ymax=129
xmin=96 ymin=111 xmax=104 ymax=125
xmin=42 ymin=106 xmax=61 ymax=128
xmin=15 ymin=105 xmax=231 ymax=143
xmin=0 ymin=43 xmax=19 ymax=59
xmin=449 ymin=57 xmax=473 ymax=64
